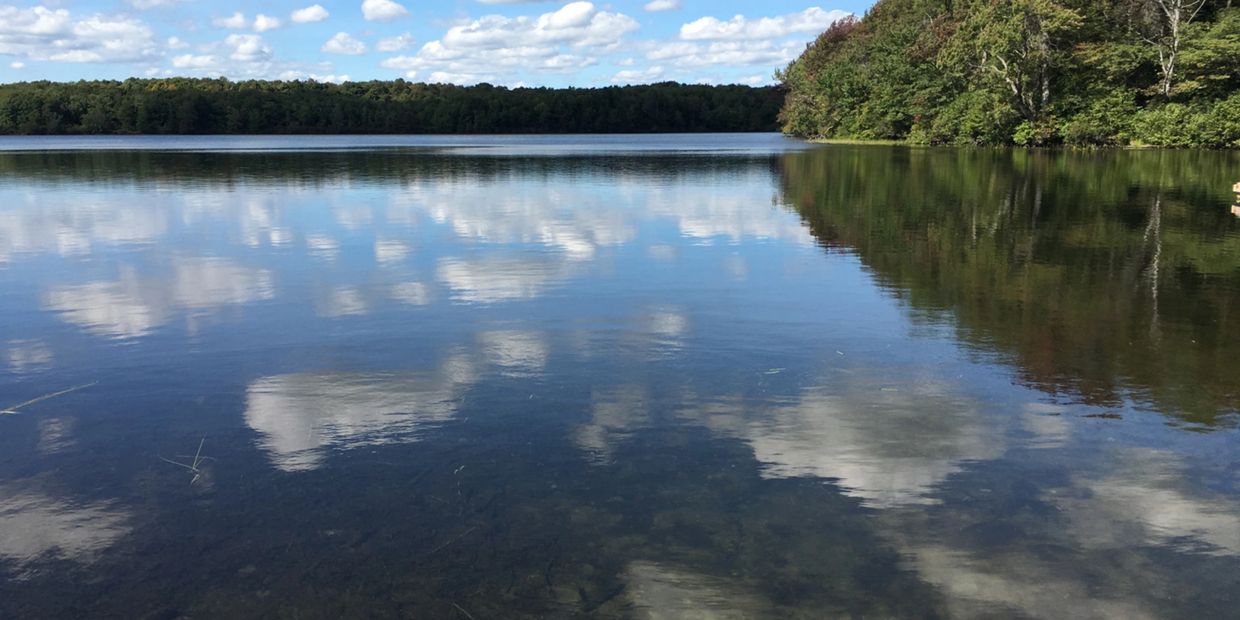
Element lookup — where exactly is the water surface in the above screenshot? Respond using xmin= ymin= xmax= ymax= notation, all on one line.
xmin=1 ymin=135 xmax=1239 ymax=618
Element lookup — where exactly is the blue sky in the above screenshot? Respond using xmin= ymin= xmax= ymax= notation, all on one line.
xmin=0 ymin=1 xmax=869 ymax=86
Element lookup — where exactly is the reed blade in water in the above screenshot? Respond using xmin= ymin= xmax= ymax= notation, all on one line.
xmin=0 ymin=381 xmax=98 ymax=415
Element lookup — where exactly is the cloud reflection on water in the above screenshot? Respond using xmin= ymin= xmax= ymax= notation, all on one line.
xmin=0 ymin=485 xmax=130 ymax=576
xmin=577 ymin=372 xmax=1001 ymax=509
xmin=42 ymin=258 xmax=273 ymax=339
xmin=244 ymin=353 xmax=476 ymax=471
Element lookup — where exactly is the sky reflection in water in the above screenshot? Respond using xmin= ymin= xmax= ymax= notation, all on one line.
xmin=0 ymin=136 xmax=1238 ymax=618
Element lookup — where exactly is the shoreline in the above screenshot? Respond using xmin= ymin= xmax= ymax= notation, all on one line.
xmin=807 ymin=137 xmax=1238 ymax=150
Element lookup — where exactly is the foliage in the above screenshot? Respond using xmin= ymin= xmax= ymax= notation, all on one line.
xmin=1133 ymin=94 xmax=1240 ymax=146
xmin=926 ymin=89 xmax=1021 ymax=144
xmin=1061 ymin=90 xmax=1139 ymax=145
xmin=780 ymin=1 xmax=1240 ymax=147
xmin=0 ymin=79 xmax=784 ymax=135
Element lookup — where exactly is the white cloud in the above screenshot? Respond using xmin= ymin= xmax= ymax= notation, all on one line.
xmin=380 ymin=2 xmax=636 ymax=85
xmin=377 ymin=32 xmax=415 ymax=52
xmin=9 ymin=61 xmax=24 ymax=69
xmin=166 ymin=36 xmax=188 ymax=49
xmin=644 ymin=0 xmax=681 ymax=11
xmin=162 ymin=32 xmax=350 ymax=80
xmin=226 ymin=34 xmax=272 ymax=62
xmin=646 ymin=39 xmax=804 ymax=69
xmin=252 ymin=14 xmax=281 ymax=33
xmin=362 ymin=0 xmax=409 ymax=22
xmin=0 ymin=6 xmax=158 ymax=63
xmin=171 ymin=54 xmax=215 ymax=69
xmin=680 ymin=7 xmax=851 ymax=41
xmin=290 ymin=4 xmax=329 ymax=24
xmin=277 ymin=71 xmax=351 ymax=83
xmin=440 ymin=2 xmax=635 ymax=49
xmin=128 ymin=0 xmax=183 ymax=8
xmin=322 ymin=32 xmax=366 ymax=55
xmin=212 ymin=12 xmax=248 ymax=29
xmin=611 ymin=65 xmax=663 ymax=84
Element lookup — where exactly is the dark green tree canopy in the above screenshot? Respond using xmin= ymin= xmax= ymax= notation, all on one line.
xmin=0 ymin=79 xmax=784 ymax=135
xmin=779 ymin=0 xmax=1240 ymax=147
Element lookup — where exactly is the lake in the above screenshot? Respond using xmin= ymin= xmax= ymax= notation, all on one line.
xmin=1 ymin=134 xmax=1238 ymax=619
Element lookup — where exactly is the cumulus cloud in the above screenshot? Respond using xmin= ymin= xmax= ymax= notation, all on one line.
xmin=226 ymin=34 xmax=272 ymax=62
xmin=252 ymin=14 xmax=281 ymax=33
xmin=0 ymin=0 xmax=849 ymax=86
xmin=362 ymin=0 xmax=409 ymax=22
xmin=278 ymin=71 xmax=351 ymax=83
xmin=680 ymin=7 xmax=851 ymax=41
xmin=171 ymin=54 xmax=214 ymax=69
xmin=162 ymin=30 xmax=352 ymax=81
xmin=380 ymin=2 xmax=635 ymax=84
xmin=212 ymin=12 xmax=247 ymax=29
xmin=0 ymin=6 xmax=158 ymax=63
xmin=440 ymin=2 xmax=635 ymax=49
xmin=611 ymin=65 xmax=663 ymax=84
xmin=290 ymin=4 xmax=329 ymax=24
xmin=377 ymin=32 xmax=415 ymax=52
xmin=128 ymin=0 xmax=183 ymax=8
xmin=644 ymin=0 xmax=681 ymax=11
xmin=322 ymin=32 xmax=366 ymax=55
xmin=646 ymin=39 xmax=804 ymax=69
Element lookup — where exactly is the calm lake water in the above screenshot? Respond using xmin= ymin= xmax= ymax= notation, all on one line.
xmin=1 ymin=134 xmax=1239 ymax=619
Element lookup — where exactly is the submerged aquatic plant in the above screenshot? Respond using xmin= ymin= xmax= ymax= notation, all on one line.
xmin=0 ymin=381 xmax=98 ymax=415
xmin=159 ymin=438 xmax=212 ymax=485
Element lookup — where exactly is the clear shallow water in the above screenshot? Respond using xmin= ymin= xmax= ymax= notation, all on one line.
xmin=0 ymin=136 xmax=1238 ymax=618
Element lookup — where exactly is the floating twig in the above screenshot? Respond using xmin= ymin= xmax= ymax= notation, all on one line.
xmin=451 ymin=602 xmax=476 ymax=620
xmin=1 ymin=381 xmax=98 ymax=415
xmin=160 ymin=438 xmax=209 ymax=485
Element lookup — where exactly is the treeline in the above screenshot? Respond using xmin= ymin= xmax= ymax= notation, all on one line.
xmin=0 ymin=79 xmax=784 ymax=135
xmin=779 ymin=0 xmax=1240 ymax=147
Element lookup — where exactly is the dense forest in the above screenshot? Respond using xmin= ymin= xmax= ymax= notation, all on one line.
xmin=779 ymin=0 xmax=1240 ymax=147
xmin=0 ymin=79 xmax=783 ymax=135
